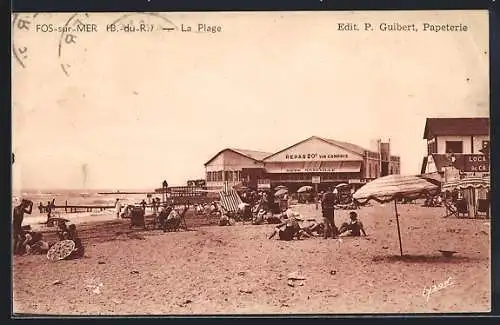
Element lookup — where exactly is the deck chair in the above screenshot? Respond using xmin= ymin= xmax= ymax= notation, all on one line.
xmin=163 ymin=206 xmax=189 ymax=232
xmin=443 ymin=200 xmax=457 ymax=218
xmin=456 ymin=200 xmax=469 ymax=218
xmin=477 ymin=199 xmax=489 ymax=218
xmin=129 ymin=206 xmax=146 ymax=230
xmin=218 ymin=188 xmax=245 ymax=223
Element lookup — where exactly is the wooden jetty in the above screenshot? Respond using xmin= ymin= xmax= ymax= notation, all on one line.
xmin=53 ymin=202 xmax=116 ymax=213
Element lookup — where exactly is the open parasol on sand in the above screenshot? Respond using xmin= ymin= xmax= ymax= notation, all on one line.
xmin=274 ymin=189 xmax=288 ymax=197
xmin=297 ymin=186 xmax=313 ymax=193
xmin=353 ymin=174 xmax=441 ymax=256
xmin=47 ymin=240 xmax=75 ymax=261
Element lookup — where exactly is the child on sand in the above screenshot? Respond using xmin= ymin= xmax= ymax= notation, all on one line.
xmin=339 ymin=211 xmax=367 ymax=237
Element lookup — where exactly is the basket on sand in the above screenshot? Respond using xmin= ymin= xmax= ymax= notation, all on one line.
xmin=47 ymin=240 xmax=75 ymax=261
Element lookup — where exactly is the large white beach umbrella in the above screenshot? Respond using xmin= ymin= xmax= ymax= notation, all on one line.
xmin=353 ymin=174 xmax=441 ymax=256
xmin=297 ymin=185 xmax=313 ymax=193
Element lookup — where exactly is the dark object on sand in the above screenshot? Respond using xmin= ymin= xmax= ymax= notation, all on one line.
xmin=129 ymin=206 xmax=146 ymax=229
xmin=47 ymin=240 xmax=75 ymax=261
xmin=438 ymin=250 xmax=458 ymax=258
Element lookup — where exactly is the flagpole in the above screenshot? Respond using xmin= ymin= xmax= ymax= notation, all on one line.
xmin=394 ymin=200 xmax=403 ymax=256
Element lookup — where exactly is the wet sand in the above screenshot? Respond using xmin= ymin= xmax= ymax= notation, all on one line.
xmin=12 ymin=203 xmax=490 ymax=315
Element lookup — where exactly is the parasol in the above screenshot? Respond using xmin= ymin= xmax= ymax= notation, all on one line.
xmin=47 ymin=240 xmax=75 ymax=261
xmin=275 ymin=189 xmax=288 ymax=197
xmin=297 ymin=185 xmax=313 ymax=193
xmin=275 ymin=185 xmax=288 ymax=191
xmin=353 ymin=174 xmax=441 ymax=256
xmin=335 ymin=183 xmax=349 ymax=189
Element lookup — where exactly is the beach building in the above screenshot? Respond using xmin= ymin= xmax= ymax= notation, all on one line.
xmin=420 ymin=117 xmax=490 ymax=180
xmin=204 ymin=136 xmax=401 ymax=191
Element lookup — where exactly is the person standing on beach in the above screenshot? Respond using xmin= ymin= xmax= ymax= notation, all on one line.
xmin=115 ymin=199 xmax=122 ymax=219
xmin=321 ymin=187 xmax=338 ymax=239
xmin=13 ymin=199 xmax=33 ymax=254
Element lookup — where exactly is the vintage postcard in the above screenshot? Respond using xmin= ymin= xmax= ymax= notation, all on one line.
xmin=11 ymin=10 xmax=490 ymax=315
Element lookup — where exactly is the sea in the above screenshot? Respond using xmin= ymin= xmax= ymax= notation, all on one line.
xmin=12 ymin=189 xmax=156 ymax=228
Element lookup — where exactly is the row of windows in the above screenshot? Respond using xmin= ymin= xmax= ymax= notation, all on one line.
xmin=430 ymin=140 xmax=490 ymax=155
xmin=267 ymin=173 xmax=361 ymax=181
xmin=206 ymin=171 xmax=242 ymax=182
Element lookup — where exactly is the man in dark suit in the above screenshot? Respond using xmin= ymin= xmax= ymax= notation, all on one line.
xmin=321 ymin=187 xmax=338 ymax=239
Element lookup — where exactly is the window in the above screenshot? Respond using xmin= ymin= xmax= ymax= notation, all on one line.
xmin=482 ymin=140 xmax=490 ymax=150
xmin=445 ymin=141 xmax=463 ymax=154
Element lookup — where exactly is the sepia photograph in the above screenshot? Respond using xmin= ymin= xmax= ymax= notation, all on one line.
xmin=11 ymin=10 xmax=490 ymax=315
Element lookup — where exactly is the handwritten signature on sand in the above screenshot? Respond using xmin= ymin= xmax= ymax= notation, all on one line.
xmin=422 ymin=277 xmax=454 ymax=302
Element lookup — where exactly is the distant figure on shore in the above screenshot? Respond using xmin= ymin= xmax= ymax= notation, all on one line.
xmin=140 ymin=199 xmax=147 ymax=212
xmin=13 ymin=199 xmax=33 ymax=255
xmin=115 ymin=199 xmax=122 ymax=219
xmin=339 ymin=211 xmax=367 ymax=237
xmin=38 ymin=202 xmax=44 ymax=213
xmin=152 ymin=199 xmax=158 ymax=216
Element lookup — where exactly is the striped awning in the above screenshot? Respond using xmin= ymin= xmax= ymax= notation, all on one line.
xmin=218 ymin=188 xmax=243 ymax=213
xmin=442 ymin=177 xmax=490 ymax=191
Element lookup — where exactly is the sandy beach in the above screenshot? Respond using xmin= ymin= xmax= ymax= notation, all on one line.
xmin=12 ymin=202 xmax=490 ymax=315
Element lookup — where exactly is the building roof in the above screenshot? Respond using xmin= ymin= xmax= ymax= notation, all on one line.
xmin=423 ymin=117 xmax=489 ymax=140
xmin=204 ymin=148 xmax=273 ymax=166
xmin=321 ymin=137 xmax=370 ymax=155
xmin=229 ymin=148 xmax=272 ymax=161
xmin=263 ymin=136 xmax=370 ymax=160
xmin=421 ymin=154 xmax=467 ymax=174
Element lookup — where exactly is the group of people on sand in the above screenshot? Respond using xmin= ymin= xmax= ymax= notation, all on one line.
xmin=268 ymin=208 xmax=366 ymax=241
xmin=268 ymin=187 xmax=367 ymax=241
xmin=13 ymin=198 xmax=85 ymax=259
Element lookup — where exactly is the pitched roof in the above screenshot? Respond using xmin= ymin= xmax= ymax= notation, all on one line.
xmin=425 ymin=154 xmax=467 ymax=173
xmin=423 ymin=118 xmax=489 ymax=139
xmin=263 ymin=136 xmax=370 ymax=160
xmin=204 ymin=148 xmax=272 ymax=166
xmin=229 ymin=148 xmax=272 ymax=161
xmin=321 ymin=137 xmax=370 ymax=155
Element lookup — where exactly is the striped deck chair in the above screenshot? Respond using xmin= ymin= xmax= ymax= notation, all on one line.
xmin=218 ymin=185 xmax=243 ymax=218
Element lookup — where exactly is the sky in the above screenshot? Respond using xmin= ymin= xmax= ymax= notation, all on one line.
xmin=12 ymin=11 xmax=489 ymax=190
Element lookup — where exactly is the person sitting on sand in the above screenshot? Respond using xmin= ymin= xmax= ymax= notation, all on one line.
xmin=253 ymin=209 xmax=267 ymax=225
xmin=21 ymin=230 xmax=51 ymax=255
xmin=67 ymin=224 xmax=85 ymax=259
xmin=158 ymin=205 xmax=173 ymax=230
xmin=299 ymin=218 xmax=325 ymax=236
xmin=268 ymin=216 xmax=311 ymax=241
xmin=56 ymin=221 xmax=70 ymax=241
xmin=219 ymin=213 xmax=231 ymax=226
xmin=338 ymin=211 xmax=367 ymax=237
xmin=281 ymin=208 xmax=324 ymax=236
xmin=163 ymin=206 xmax=183 ymax=231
